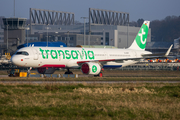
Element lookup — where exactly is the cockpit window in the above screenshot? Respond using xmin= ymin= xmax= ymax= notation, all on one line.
xmin=16 ymin=51 xmax=29 ymax=56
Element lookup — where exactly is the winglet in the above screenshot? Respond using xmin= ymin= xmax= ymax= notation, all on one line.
xmin=164 ymin=44 xmax=173 ymax=57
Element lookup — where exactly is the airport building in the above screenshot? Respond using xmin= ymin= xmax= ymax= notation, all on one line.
xmin=0 ymin=29 xmax=4 ymax=56
xmin=28 ymin=8 xmax=151 ymax=48
xmin=0 ymin=8 xmax=152 ymax=56
xmin=0 ymin=29 xmax=3 ymax=43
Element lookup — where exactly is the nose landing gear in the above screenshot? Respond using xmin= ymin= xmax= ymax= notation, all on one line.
xmin=64 ymin=69 xmax=73 ymax=74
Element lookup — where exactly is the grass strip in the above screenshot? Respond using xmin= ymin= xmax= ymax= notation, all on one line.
xmin=0 ymin=83 xmax=180 ymax=119
xmin=1 ymin=77 xmax=180 ymax=81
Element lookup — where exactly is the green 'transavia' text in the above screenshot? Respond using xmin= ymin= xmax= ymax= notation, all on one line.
xmin=39 ymin=48 xmax=95 ymax=60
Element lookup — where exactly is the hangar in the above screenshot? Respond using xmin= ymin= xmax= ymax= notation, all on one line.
xmin=28 ymin=8 xmax=151 ymax=48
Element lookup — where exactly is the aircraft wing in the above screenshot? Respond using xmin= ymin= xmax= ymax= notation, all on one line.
xmin=142 ymin=44 xmax=173 ymax=59
xmin=77 ymin=57 xmax=143 ymax=66
xmin=77 ymin=44 xmax=173 ymax=65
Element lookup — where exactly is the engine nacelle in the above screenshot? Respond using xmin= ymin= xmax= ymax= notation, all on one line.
xmin=37 ymin=67 xmax=56 ymax=74
xmin=81 ymin=62 xmax=101 ymax=75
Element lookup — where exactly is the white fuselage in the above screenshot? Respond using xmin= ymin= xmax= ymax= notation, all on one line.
xmin=11 ymin=47 xmax=151 ymax=69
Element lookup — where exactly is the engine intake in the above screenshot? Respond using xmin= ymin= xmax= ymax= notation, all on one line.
xmin=81 ymin=62 xmax=101 ymax=75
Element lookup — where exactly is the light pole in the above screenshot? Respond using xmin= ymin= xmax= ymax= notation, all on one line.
xmin=46 ymin=24 xmax=50 ymax=47
xmin=127 ymin=23 xmax=129 ymax=48
xmin=7 ymin=24 xmax=9 ymax=52
xmin=81 ymin=17 xmax=88 ymax=45
xmin=55 ymin=32 xmax=58 ymax=41
xmin=26 ymin=24 xmax=30 ymax=47
xmin=14 ymin=0 xmax=15 ymax=17
xmin=88 ymin=31 xmax=91 ymax=45
xmin=103 ymin=29 xmax=105 ymax=45
xmin=67 ymin=31 xmax=69 ymax=47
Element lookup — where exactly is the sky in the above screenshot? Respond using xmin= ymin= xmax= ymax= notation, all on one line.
xmin=0 ymin=0 xmax=180 ymax=23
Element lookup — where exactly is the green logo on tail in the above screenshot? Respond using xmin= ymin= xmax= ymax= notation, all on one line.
xmin=135 ymin=24 xmax=149 ymax=49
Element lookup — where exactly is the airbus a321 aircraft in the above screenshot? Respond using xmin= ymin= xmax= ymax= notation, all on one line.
xmin=11 ymin=21 xmax=173 ymax=77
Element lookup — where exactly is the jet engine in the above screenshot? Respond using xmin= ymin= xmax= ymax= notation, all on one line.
xmin=81 ymin=62 xmax=101 ymax=75
xmin=37 ymin=67 xmax=56 ymax=74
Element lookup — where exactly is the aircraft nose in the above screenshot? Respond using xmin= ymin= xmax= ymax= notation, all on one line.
xmin=11 ymin=55 xmax=15 ymax=65
xmin=11 ymin=55 xmax=19 ymax=66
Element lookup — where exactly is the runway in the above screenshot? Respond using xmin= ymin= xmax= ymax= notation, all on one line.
xmin=1 ymin=80 xmax=180 ymax=84
xmin=1 ymin=70 xmax=180 ymax=84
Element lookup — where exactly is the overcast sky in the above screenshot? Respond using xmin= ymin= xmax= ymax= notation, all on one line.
xmin=0 ymin=0 xmax=179 ymax=22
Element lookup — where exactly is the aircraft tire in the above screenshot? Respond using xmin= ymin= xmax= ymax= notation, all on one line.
xmin=64 ymin=71 xmax=73 ymax=74
xmin=94 ymin=72 xmax=103 ymax=77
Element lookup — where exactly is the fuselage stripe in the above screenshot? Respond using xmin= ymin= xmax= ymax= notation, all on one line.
xmin=103 ymin=65 xmax=122 ymax=68
xmin=40 ymin=64 xmax=66 ymax=68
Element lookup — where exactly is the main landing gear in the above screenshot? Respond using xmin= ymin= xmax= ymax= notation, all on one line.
xmin=94 ymin=68 xmax=104 ymax=77
xmin=94 ymin=72 xmax=103 ymax=77
xmin=64 ymin=69 xmax=103 ymax=77
xmin=64 ymin=69 xmax=73 ymax=74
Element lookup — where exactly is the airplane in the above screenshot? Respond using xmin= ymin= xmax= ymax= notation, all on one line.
xmin=11 ymin=21 xmax=173 ymax=77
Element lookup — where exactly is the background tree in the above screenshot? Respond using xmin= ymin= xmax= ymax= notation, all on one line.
xmin=137 ymin=19 xmax=144 ymax=27
xmin=150 ymin=16 xmax=180 ymax=42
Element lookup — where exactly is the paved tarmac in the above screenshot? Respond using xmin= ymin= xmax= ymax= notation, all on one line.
xmin=1 ymin=74 xmax=180 ymax=84
xmin=0 ymin=75 xmax=8 ymax=77
xmin=1 ymin=80 xmax=180 ymax=84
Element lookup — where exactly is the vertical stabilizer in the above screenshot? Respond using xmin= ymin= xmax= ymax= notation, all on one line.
xmin=128 ymin=21 xmax=150 ymax=50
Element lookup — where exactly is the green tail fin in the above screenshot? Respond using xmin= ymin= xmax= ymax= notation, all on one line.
xmin=128 ymin=21 xmax=150 ymax=50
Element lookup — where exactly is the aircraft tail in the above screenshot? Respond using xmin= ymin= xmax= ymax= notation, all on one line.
xmin=128 ymin=21 xmax=150 ymax=50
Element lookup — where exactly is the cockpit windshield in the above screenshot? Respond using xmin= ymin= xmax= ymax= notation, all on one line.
xmin=16 ymin=51 xmax=29 ymax=56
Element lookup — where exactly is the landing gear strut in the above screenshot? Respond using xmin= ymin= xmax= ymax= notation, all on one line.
xmin=27 ymin=67 xmax=32 ymax=77
xmin=64 ymin=69 xmax=73 ymax=74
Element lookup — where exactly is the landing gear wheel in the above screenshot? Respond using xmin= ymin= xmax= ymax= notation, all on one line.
xmin=94 ymin=72 xmax=103 ymax=77
xmin=8 ymin=74 xmax=14 ymax=77
xmin=64 ymin=69 xmax=73 ymax=74
xmin=99 ymin=72 xmax=103 ymax=77
xmin=65 ymin=71 xmax=73 ymax=74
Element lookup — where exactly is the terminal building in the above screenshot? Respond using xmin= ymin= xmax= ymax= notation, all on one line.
xmin=1 ymin=8 xmax=151 ymax=55
xmin=28 ymin=8 xmax=151 ymax=48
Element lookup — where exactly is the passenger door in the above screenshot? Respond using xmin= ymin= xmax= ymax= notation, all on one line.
xmin=32 ymin=48 xmax=39 ymax=60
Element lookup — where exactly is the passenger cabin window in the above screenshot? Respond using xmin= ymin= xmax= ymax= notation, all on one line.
xmin=16 ymin=51 xmax=29 ymax=56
